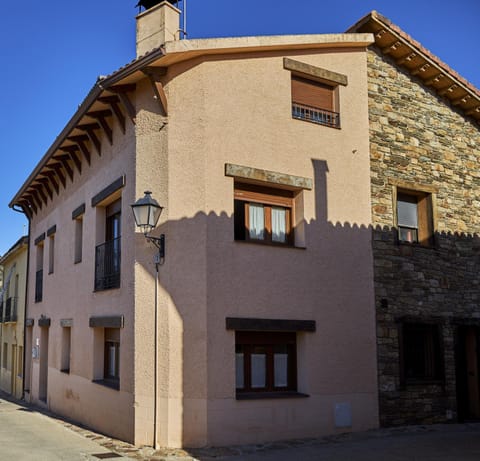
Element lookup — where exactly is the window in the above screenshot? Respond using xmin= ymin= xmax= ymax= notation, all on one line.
xmin=2 ymin=343 xmax=7 ymax=369
xmin=400 ymin=323 xmax=443 ymax=384
xmin=74 ymin=217 xmax=83 ymax=264
xmin=17 ymin=346 xmax=23 ymax=378
xmin=48 ymin=235 xmax=55 ymax=274
xmin=396 ymin=189 xmax=433 ymax=246
xmin=35 ymin=242 xmax=44 ymax=302
xmin=291 ymin=75 xmax=339 ymax=128
xmin=104 ymin=328 xmax=120 ymax=387
xmin=95 ymin=199 xmax=121 ymax=291
xmin=235 ymin=331 xmax=297 ymax=394
xmin=234 ymin=183 xmax=294 ymax=245
xmin=61 ymin=327 xmax=71 ymax=373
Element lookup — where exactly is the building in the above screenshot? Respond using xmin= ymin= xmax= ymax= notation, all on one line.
xmin=349 ymin=12 xmax=480 ymax=426
xmin=0 ymin=236 xmax=28 ymax=399
xmin=9 ymin=1 xmax=379 ymax=448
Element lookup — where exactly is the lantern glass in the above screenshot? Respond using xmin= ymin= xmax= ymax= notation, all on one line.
xmin=131 ymin=191 xmax=163 ymax=235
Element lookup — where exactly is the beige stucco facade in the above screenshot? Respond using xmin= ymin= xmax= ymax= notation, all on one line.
xmin=0 ymin=236 xmax=28 ymax=400
xmin=13 ymin=2 xmax=378 ymax=448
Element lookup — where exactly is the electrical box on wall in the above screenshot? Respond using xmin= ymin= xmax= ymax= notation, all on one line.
xmin=334 ymin=402 xmax=352 ymax=428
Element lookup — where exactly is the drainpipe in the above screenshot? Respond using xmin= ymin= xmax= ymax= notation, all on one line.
xmin=12 ymin=205 xmax=30 ymax=401
xmin=154 ymin=261 xmax=159 ymax=449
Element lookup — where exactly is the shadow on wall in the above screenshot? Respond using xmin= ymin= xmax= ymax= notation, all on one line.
xmin=134 ymin=157 xmax=480 ymax=449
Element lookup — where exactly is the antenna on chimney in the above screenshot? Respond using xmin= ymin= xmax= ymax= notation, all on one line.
xmin=135 ymin=0 xmax=187 ymax=39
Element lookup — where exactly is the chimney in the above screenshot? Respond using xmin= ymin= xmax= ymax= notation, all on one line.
xmin=136 ymin=1 xmax=181 ymax=57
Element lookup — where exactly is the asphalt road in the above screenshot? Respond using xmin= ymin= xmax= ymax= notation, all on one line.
xmin=1 ymin=393 xmax=480 ymax=461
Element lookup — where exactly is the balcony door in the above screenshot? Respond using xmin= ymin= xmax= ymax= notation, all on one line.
xmin=95 ymin=199 xmax=122 ymax=291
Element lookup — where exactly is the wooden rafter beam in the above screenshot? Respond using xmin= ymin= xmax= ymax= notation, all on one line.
xmin=98 ymin=96 xmax=126 ymax=134
xmin=108 ymin=84 xmax=136 ymax=125
xmin=54 ymin=154 xmax=74 ymax=181
xmin=396 ymin=52 xmax=417 ymax=66
xmin=452 ymin=94 xmax=472 ymax=106
xmin=425 ymin=73 xmax=444 ymax=86
xmin=33 ymin=184 xmax=48 ymax=206
xmin=48 ymin=163 xmax=66 ymax=188
xmin=466 ymin=106 xmax=480 ymax=116
xmin=439 ymin=84 xmax=458 ymax=96
xmin=29 ymin=189 xmax=43 ymax=210
xmin=411 ymin=63 xmax=430 ymax=76
xmin=142 ymin=67 xmax=168 ymax=116
xmin=40 ymin=171 xmax=59 ymax=195
xmin=77 ymin=124 xmax=101 ymax=156
xmin=68 ymin=135 xmax=91 ymax=165
xmin=60 ymin=146 xmax=82 ymax=174
xmin=87 ymin=110 xmax=113 ymax=145
xmin=381 ymin=40 xmax=402 ymax=56
xmin=38 ymin=177 xmax=53 ymax=200
xmin=69 ymin=150 xmax=82 ymax=174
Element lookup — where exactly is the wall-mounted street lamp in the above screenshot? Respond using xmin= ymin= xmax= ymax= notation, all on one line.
xmin=131 ymin=190 xmax=165 ymax=448
xmin=131 ymin=191 xmax=165 ymax=264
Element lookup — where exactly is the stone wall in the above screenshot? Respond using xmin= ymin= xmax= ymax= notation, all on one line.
xmin=368 ymin=47 xmax=480 ymax=426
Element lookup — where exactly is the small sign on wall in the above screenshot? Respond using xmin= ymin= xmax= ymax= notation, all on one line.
xmin=32 ymin=346 xmax=39 ymax=359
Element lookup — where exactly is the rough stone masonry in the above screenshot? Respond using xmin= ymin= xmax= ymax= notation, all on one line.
xmin=368 ymin=47 xmax=480 ymax=426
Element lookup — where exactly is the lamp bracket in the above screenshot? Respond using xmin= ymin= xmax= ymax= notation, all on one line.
xmin=145 ymin=233 xmax=165 ymax=262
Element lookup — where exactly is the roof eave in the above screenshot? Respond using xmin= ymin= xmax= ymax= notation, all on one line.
xmin=9 ymin=47 xmax=166 ymax=209
xmin=347 ymin=11 xmax=480 ymax=126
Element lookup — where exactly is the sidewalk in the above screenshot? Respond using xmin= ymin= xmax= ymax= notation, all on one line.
xmin=2 ymin=391 xmax=480 ymax=460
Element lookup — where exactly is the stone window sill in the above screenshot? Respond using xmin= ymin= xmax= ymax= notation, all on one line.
xmin=93 ymin=379 xmax=120 ymax=391
xmin=236 ymin=391 xmax=309 ymax=400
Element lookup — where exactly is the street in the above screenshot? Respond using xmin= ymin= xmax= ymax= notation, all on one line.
xmin=1 ymin=393 xmax=480 ymax=461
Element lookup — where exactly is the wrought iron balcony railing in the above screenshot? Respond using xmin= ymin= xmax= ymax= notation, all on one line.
xmin=4 ymin=297 xmax=17 ymax=323
xmin=95 ymin=237 xmax=121 ymax=291
xmin=292 ymin=102 xmax=340 ymax=128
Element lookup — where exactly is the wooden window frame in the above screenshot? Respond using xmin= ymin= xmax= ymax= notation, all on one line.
xmin=396 ymin=188 xmax=434 ymax=247
xmin=235 ymin=331 xmax=297 ymax=394
xmin=234 ymin=183 xmax=294 ymax=246
xmin=103 ymin=328 xmax=120 ymax=388
xmin=399 ymin=322 xmax=444 ymax=387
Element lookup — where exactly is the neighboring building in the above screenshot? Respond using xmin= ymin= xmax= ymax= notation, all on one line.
xmin=350 ymin=12 xmax=480 ymax=426
xmin=9 ymin=1 xmax=379 ymax=448
xmin=0 ymin=236 xmax=28 ymax=399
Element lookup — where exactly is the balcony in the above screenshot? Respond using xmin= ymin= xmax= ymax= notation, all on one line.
xmin=4 ymin=297 xmax=17 ymax=323
xmin=292 ymin=102 xmax=340 ymax=128
xmin=95 ymin=237 xmax=121 ymax=291
xmin=35 ymin=269 xmax=43 ymax=303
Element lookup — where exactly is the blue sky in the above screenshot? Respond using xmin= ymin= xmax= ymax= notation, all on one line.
xmin=0 ymin=0 xmax=478 ymax=255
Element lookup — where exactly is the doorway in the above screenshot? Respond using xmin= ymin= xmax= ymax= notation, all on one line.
xmin=39 ymin=327 xmax=49 ymax=403
xmin=456 ymin=325 xmax=480 ymax=420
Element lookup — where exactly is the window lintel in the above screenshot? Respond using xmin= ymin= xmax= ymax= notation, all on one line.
xmin=89 ymin=315 xmax=124 ymax=329
xmin=91 ymin=176 xmax=125 ymax=208
xmin=225 ymin=163 xmax=312 ymax=191
xmin=226 ymin=317 xmax=316 ymax=332
xmin=283 ymin=57 xmax=348 ymax=87
xmin=389 ymin=178 xmax=438 ymax=194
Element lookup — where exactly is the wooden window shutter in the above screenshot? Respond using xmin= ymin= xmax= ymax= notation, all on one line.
xmin=291 ymin=76 xmax=334 ymax=111
xmin=417 ymin=194 xmax=433 ymax=246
